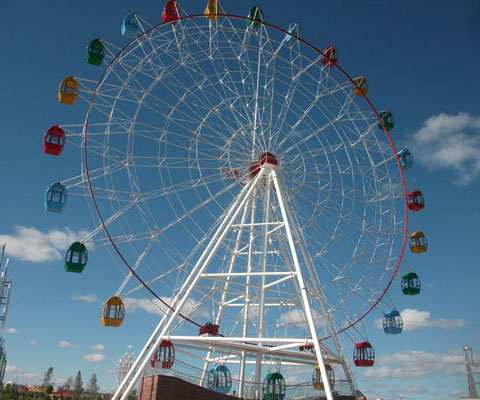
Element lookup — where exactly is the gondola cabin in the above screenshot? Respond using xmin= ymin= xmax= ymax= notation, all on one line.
xmin=322 ymin=46 xmax=338 ymax=67
xmin=407 ymin=189 xmax=425 ymax=211
xmin=402 ymin=272 xmax=421 ymax=295
xmin=397 ymin=149 xmax=413 ymax=170
xmin=353 ymin=342 xmax=375 ymax=367
xmin=45 ymin=183 xmax=67 ymax=213
xmin=101 ymin=296 xmax=125 ymax=327
xmin=383 ymin=310 xmax=403 ymax=334
xmin=199 ymin=322 xmax=219 ymax=336
xmin=43 ymin=126 xmax=66 ymax=156
xmin=58 ymin=77 xmax=79 ymax=105
xmin=285 ymin=22 xmax=301 ymax=44
xmin=207 ymin=365 xmax=232 ymax=394
xmin=122 ymin=14 xmax=140 ymax=38
xmin=246 ymin=6 xmax=263 ymax=29
xmin=409 ymin=231 xmax=427 ymax=254
xmin=205 ymin=0 xmax=221 ymax=21
xmin=353 ymin=76 xmax=369 ymax=96
xmin=64 ymin=242 xmax=88 ymax=273
xmin=378 ymin=110 xmax=394 ymax=131
xmin=162 ymin=1 xmax=179 ymax=24
xmin=151 ymin=340 xmax=175 ymax=369
xmin=86 ymin=39 xmax=106 ymax=66
xmin=259 ymin=152 xmax=278 ymax=166
xmin=312 ymin=364 xmax=335 ymax=391
xmin=299 ymin=343 xmax=314 ymax=352
xmin=353 ymin=342 xmax=374 ymax=367
xmin=262 ymin=372 xmax=286 ymax=400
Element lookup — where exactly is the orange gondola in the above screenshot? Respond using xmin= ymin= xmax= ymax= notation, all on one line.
xmin=101 ymin=296 xmax=125 ymax=327
xmin=58 ymin=76 xmax=79 ymax=105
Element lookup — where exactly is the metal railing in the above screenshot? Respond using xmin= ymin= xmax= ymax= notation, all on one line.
xmin=142 ymin=360 xmax=353 ymax=399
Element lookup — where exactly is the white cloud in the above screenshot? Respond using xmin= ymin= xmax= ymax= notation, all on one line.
xmin=5 ymin=366 xmax=41 ymax=384
xmin=29 ymin=339 xmax=39 ymax=345
xmin=91 ymin=344 xmax=105 ymax=352
xmin=403 ymin=384 xmax=428 ymax=394
xmin=72 ymin=294 xmax=100 ymax=303
xmin=6 ymin=365 xmax=23 ymax=374
xmin=410 ymin=112 xmax=480 ymax=185
xmin=58 ymin=340 xmax=79 ymax=349
xmin=373 ymin=308 xmax=466 ymax=332
xmin=82 ymin=354 xmax=106 ymax=363
xmin=4 ymin=328 xmax=18 ymax=335
xmin=364 ymin=348 xmax=464 ymax=380
xmin=124 ymin=297 xmax=164 ymax=315
xmin=449 ymin=389 xmax=464 ymax=397
xmin=0 ymin=226 xmax=89 ymax=263
xmin=277 ymin=309 xmax=324 ymax=329
xmin=124 ymin=297 xmax=209 ymax=319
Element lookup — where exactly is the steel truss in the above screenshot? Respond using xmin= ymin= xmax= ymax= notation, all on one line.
xmin=113 ymin=164 xmax=356 ymax=400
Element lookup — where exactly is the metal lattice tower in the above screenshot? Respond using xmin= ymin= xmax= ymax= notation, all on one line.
xmin=0 ymin=242 xmax=13 ymax=328
xmin=463 ymin=347 xmax=480 ymax=399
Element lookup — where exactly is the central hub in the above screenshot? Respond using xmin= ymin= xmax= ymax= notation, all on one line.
xmin=259 ymin=152 xmax=278 ymax=166
xmin=249 ymin=152 xmax=278 ymax=179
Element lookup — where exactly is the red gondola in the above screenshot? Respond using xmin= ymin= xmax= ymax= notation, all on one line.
xmin=353 ymin=342 xmax=374 ymax=367
xmin=43 ymin=126 xmax=66 ymax=156
xmin=259 ymin=152 xmax=278 ymax=166
xmin=407 ymin=189 xmax=425 ymax=211
xmin=199 ymin=322 xmax=219 ymax=336
xmin=151 ymin=340 xmax=175 ymax=369
xmin=322 ymin=46 xmax=338 ymax=67
xmin=162 ymin=0 xmax=179 ymax=24
xmin=299 ymin=343 xmax=314 ymax=352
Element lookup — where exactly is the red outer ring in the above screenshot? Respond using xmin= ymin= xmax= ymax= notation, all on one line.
xmin=83 ymin=13 xmax=408 ymax=337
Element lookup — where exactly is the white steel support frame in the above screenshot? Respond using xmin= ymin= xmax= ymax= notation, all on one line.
xmin=113 ymin=165 xmax=354 ymax=400
xmin=113 ymin=170 xmax=263 ymax=400
xmin=273 ymin=172 xmax=357 ymax=396
xmin=464 ymin=347 xmax=480 ymax=399
xmin=0 ymin=243 xmax=12 ymax=328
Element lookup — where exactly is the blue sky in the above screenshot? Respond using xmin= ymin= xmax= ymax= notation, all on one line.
xmin=1 ymin=1 xmax=480 ymax=399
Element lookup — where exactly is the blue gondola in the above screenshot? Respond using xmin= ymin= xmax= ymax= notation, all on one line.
xmin=285 ymin=22 xmax=301 ymax=44
xmin=383 ymin=310 xmax=403 ymax=334
xmin=122 ymin=13 xmax=140 ymax=38
xmin=45 ymin=183 xmax=67 ymax=213
xmin=207 ymin=365 xmax=232 ymax=394
xmin=397 ymin=149 xmax=413 ymax=170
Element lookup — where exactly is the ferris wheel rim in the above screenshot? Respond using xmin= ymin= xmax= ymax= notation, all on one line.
xmin=81 ymin=12 xmax=409 ymax=334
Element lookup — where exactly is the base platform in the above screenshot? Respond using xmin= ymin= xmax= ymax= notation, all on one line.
xmin=137 ymin=375 xmax=357 ymax=400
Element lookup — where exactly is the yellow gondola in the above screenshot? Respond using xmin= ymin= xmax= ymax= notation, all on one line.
xmin=101 ymin=296 xmax=125 ymax=327
xmin=58 ymin=76 xmax=79 ymax=105
xmin=409 ymin=231 xmax=427 ymax=254
xmin=352 ymin=76 xmax=369 ymax=96
xmin=205 ymin=0 xmax=221 ymax=21
xmin=312 ymin=364 xmax=335 ymax=390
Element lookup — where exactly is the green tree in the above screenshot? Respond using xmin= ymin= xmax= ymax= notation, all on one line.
xmin=42 ymin=366 xmax=53 ymax=387
xmin=87 ymin=373 xmax=99 ymax=395
xmin=74 ymin=370 xmax=83 ymax=399
xmin=1 ymin=383 xmax=17 ymax=400
xmin=44 ymin=384 xmax=53 ymax=395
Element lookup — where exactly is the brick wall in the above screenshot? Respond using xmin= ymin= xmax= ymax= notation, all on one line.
xmin=137 ymin=375 xmax=240 ymax=400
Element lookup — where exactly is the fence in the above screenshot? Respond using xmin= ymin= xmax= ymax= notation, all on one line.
xmin=142 ymin=360 xmax=353 ymax=399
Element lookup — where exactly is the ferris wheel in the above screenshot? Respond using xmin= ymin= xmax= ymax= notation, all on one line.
xmin=43 ymin=2 xmax=428 ymax=400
